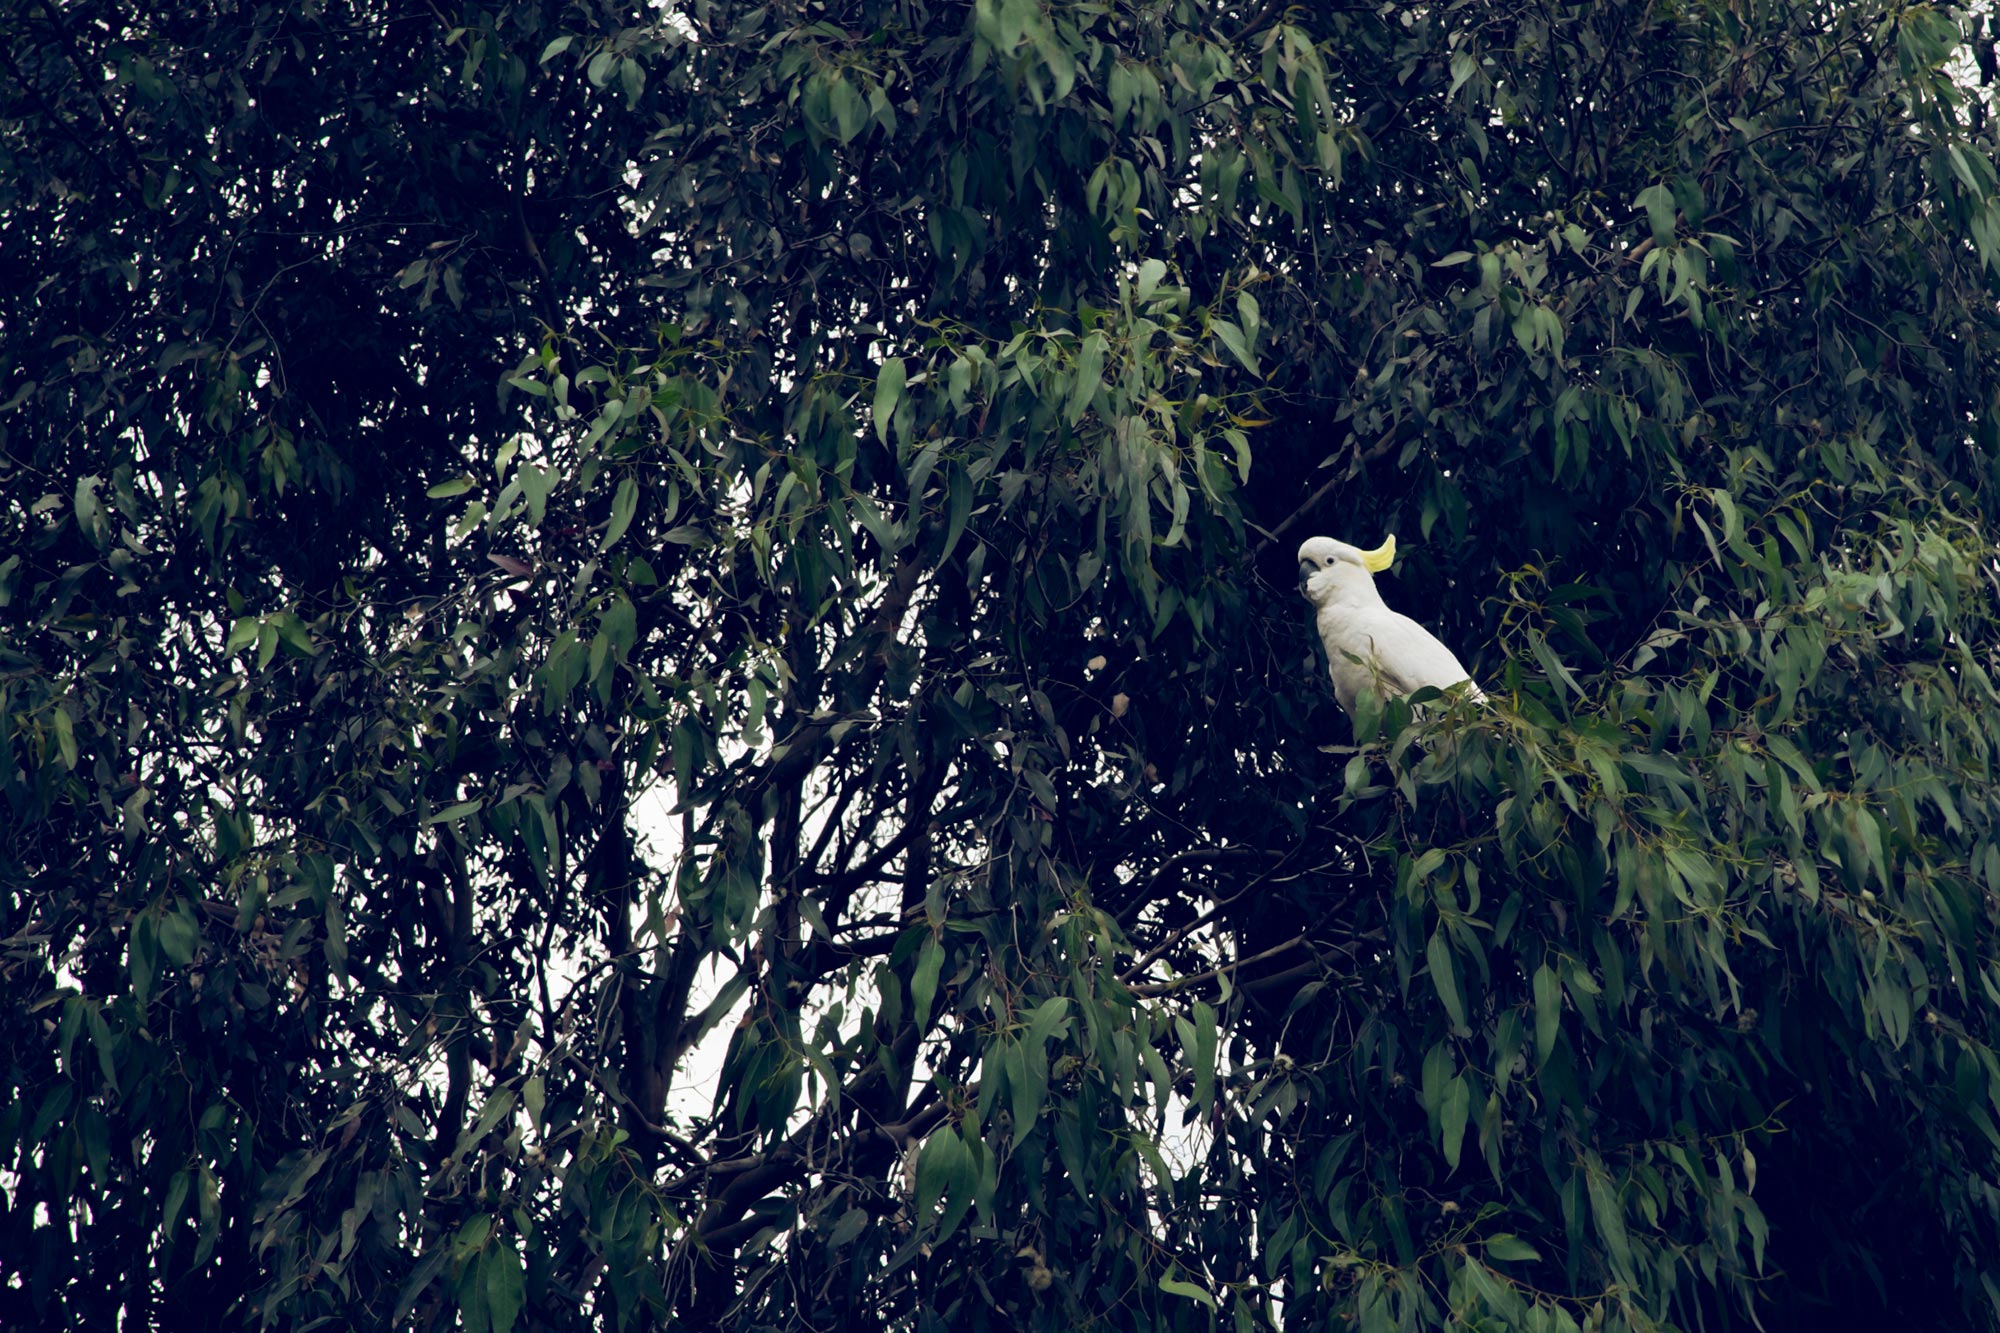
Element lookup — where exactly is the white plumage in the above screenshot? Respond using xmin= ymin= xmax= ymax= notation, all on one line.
xmin=1297 ymin=533 xmax=1483 ymax=717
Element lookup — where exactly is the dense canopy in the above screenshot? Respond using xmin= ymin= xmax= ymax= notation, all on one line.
xmin=8 ymin=0 xmax=2000 ymax=1329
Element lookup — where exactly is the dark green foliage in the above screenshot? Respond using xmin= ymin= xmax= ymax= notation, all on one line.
xmin=6 ymin=0 xmax=2000 ymax=1329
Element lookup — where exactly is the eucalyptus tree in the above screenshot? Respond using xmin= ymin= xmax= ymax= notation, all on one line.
xmin=7 ymin=1 xmax=2000 ymax=1330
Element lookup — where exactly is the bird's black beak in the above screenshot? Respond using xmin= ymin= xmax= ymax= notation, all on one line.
xmin=1297 ymin=560 xmax=1314 ymax=589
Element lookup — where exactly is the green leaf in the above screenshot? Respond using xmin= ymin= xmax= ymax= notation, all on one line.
xmin=1139 ymin=1034 xmax=1173 ymax=1115
xmin=273 ymin=614 xmax=317 ymax=657
xmin=1484 ymin=1233 xmax=1541 ymax=1263
xmin=427 ymin=475 xmax=476 ymax=498
xmin=1191 ymin=1000 xmax=1218 ymax=1108
xmin=162 ymin=1169 xmax=191 ymax=1238
xmin=1533 ymin=963 xmax=1562 ymax=1065
xmin=911 ymin=935 xmax=943 ymax=1028
xmin=73 ymin=474 xmax=107 ymax=548
xmin=940 ymin=464 xmax=974 ymax=566
xmin=1006 ymin=1041 xmax=1043 ymax=1147
xmin=1635 ymin=182 xmax=1677 ymax=250
xmin=1427 ymin=929 xmax=1467 ymax=1031
xmin=1028 ymin=996 xmax=1070 ymax=1048
xmin=424 ymin=799 xmax=484 ymax=826
xmin=454 ymin=1090 xmax=517 ymax=1161
xmin=453 ymin=1214 xmax=494 ymax=1262
xmin=912 ymin=1126 xmax=971 ymax=1237
xmin=1159 ymin=1274 xmax=1218 ymax=1309
xmin=51 ymin=703 xmax=77 ymax=771
xmin=1236 ymin=291 xmax=1260 ymax=344
xmin=85 ymin=1004 xmax=119 ymax=1095
xmin=157 ymin=906 xmax=198 ymax=967
xmin=602 ymin=476 xmax=639 ymax=551
xmin=829 ymin=74 xmax=869 ymax=145
xmin=873 ymin=357 xmax=906 ymax=446
xmin=1448 ymin=49 xmax=1477 ymax=97
xmin=1440 ymin=1074 xmax=1470 ymax=1170
xmin=1211 ymin=317 xmax=1260 ymax=377
xmin=1420 ymin=1040 xmax=1452 ymax=1120
xmin=515 ymin=463 xmax=554 ymax=528
xmin=828 ymin=1207 xmax=869 ymax=1249
xmin=487 ymin=1242 xmax=524 ymax=1333
xmin=1067 ymin=332 xmax=1106 ymax=426
xmin=394 ymin=1249 xmax=449 ymax=1325
xmin=1586 ymin=1162 xmax=1634 ymax=1282
xmin=129 ymin=913 xmax=157 ymax=1008
xmin=1076 ymin=548 xmax=1103 ymax=590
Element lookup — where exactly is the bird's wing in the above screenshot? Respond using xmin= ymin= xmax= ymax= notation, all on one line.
xmin=1360 ymin=611 xmax=1477 ymax=696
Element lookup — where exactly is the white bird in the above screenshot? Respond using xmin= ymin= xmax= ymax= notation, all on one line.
xmin=1297 ymin=533 xmax=1484 ymax=718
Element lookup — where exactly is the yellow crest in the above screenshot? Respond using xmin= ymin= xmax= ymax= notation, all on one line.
xmin=1360 ymin=534 xmax=1396 ymax=573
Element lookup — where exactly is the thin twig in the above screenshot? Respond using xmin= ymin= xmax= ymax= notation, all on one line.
xmin=1131 ymin=934 xmax=1309 ymax=997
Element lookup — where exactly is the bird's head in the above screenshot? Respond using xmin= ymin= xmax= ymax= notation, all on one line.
xmin=1297 ymin=534 xmax=1396 ymax=605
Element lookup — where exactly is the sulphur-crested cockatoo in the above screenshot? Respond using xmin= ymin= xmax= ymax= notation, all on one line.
xmin=1298 ymin=534 xmax=1483 ymax=717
